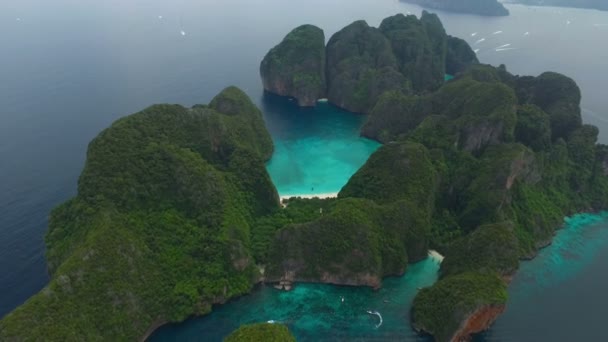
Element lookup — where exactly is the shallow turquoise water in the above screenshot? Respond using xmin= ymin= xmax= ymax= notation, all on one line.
xmin=150 ymin=257 xmax=439 ymax=341
xmin=261 ymin=94 xmax=381 ymax=197
xmin=479 ymin=212 xmax=608 ymax=341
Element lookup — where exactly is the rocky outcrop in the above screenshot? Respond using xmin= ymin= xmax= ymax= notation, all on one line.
xmin=515 ymin=71 xmax=582 ymax=140
xmin=446 ymin=36 xmax=479 ymax=75
xmin=412 ymin=273 xmax=508 ymax=342
xmin=264 ymin=201 xmax=392 ymax=290
xmin=326 ymin=20 xmax=406 ymax=113
xmin=379 ymin=12 xmax=447 ymax=93
xmin=399 ymin=0 xmax=509 ymax=16
xmin=361 ymin=91 xmax=432 ymax=143
xmin=261 ymin=13 xmax=477 ymax=114
xmin=459 ymin=120 xmax=505 ymax=154
xmin=260 ymin=25 xmax=326 ymax=106
xmin=451 ymin=305 xmax=506 ymax=342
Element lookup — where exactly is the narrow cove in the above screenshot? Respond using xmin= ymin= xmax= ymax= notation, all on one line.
xmin=149 ymin=212 xmax=608 ymax=341
xmin=150 ymin=256 xmax=440 ymax=341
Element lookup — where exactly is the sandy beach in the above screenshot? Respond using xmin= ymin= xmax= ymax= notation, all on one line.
xmin=280 ymin=192 xmax=338 ymax=202
xmin=428 ymin=250 xmax=445 ymax=263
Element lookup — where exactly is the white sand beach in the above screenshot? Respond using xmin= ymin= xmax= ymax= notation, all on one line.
xmin=428 ymin=250 xmax=445 ymax=263
xmin=280 ymin=192 xmax=338 ymax=202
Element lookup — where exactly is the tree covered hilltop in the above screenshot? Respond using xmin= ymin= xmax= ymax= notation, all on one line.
xmin=2 ymin=12 xmax=608 ymax=342
xmin=0 ymin=87 xmax=281 ymax=340
xmin=260 ymin=12 xmax=478 ymax=111
xmin=400 ymin=0 xmax=510 ymax=16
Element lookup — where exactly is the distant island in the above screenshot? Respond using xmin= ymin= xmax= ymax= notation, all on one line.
xmin=3 ymin=11 xmax=608 ymax=342
xmin=400 ymin=0 xmax=510 ymax=16
xmin=508 ymin=0 xmax=608 ymax=11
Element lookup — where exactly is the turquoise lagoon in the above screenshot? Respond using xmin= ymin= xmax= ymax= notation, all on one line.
xmin=150 ymin=258 xmax=439 ymax=342
xmin=261 ymin=93 xmax=381 ymax=197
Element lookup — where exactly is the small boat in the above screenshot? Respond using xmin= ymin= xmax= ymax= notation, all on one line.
xmin=267 ymin=320 xmax=276 ymax=324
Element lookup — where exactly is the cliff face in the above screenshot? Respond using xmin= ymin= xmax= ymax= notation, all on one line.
xmin=265 ymin=198 xmax=399 ymax=289
xmin=363 ymin=67 xmax=517 ymax=148
xmin=261 ymin=12 xmax=478 ymax=114
xmin=224 ymin=323 xmax=296 ymax=342
xmin=260 ymin=25 xmax=326 ymax=107
xmin=326 ymin=20 xmax=406 ymax=113
xmin=412 ymin=273 xmax=508 ymax=342
xmin=446 ymin=36 xmax=479 ymax=76
xmin=400 ymin=0 xmax=509 ymax=16
xmin=379 ymin=12 xmax=447 ymax=93
xmin=451 ymin=305 xmax=506 ymax=342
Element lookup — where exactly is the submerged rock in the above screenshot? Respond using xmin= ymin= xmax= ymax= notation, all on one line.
xmin=260 ymin=25 xmax=326 ymax=107
xmin=379 ymin=12 xmax=447 ymax=93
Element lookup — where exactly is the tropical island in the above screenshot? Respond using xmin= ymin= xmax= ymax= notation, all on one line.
xmin=2 ymin=11 xmax=608 ymax=342
xmin=399 ymin=0 xmax=510 ymax=16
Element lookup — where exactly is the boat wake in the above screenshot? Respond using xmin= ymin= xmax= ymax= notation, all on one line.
xmin=475 ymin=38 xmax=486 ymax=45
xmin=496 ymin=43 xmax=511 ymax=49
xmin=366 ymin=310 xmax=383 ymax=328
xmin=493 ymin=30 xmax=503 ymax=35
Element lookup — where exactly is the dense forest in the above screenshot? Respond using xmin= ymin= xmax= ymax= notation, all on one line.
xmin=260 ymin=12 xmax=479 ymax=112
xmin=510 ymin=0 xmax=608 ymax=11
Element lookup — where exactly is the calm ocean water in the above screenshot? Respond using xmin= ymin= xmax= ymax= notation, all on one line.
xmin=1 ymin=0 xmax=608 ymax=340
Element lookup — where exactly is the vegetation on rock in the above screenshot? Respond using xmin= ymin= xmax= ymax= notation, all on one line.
xmin=326 ymin=20 xmax=406 ymax=113
xmin=224 ymin=323 xmax=296 ymax=342
xmin=412 ymin=272 xmax=508 ymax=342
xmin=260 ymin=25 xmax=326 ymax=107
xmin=0 ymin=87 xmax=279 ymax=341
xmin=261 ymin=12 xmax=478 ymax=114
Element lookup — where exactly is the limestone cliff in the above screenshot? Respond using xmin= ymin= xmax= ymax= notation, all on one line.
xmin=261 ymin=13 xmax=478 ymax=114
xmin=326 ymin=20 xmax=406 ymax=113
xmin=260 ymin=25 xmax=326 ymax=107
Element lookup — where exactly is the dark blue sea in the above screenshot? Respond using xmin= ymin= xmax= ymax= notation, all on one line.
xmin=1 ymin=0 xmax=608 ymax=340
